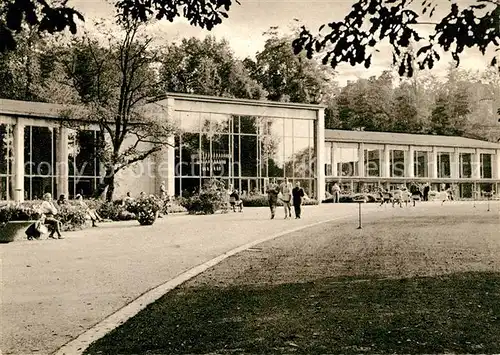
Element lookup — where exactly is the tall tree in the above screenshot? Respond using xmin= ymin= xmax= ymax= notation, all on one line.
xmin=292 ymin=0 xmax=500 ymax=77
xmin=334 ymin=71 xmax=394 ymax=131
xmin=159 ymin=36 xmax=265 ymax=99
xmin=246 ymin=30 xmax=337 ymax=104
xmin=60 ymin=20 xmax=172 ymax=201
xmin=1 ymin=0 xmax=237 ymax=52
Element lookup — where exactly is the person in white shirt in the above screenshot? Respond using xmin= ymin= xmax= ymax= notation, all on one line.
xmin=279 ymin=178 xmax=293 ymax=219
xmin=40 ymin=193 xmax=64 ymax=239
xmin=76 ymin=194 xmax=102 ymax=227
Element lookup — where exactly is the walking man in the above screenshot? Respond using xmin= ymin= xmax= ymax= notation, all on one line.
xmin=266 ymin=178 xmax=280 ymax=219
xmin=423 ymin=182 xmax=430 ymax=202
xmin=292 ymin=181 xmax=305 ymax=219
xmin=280 ymin=178 xmax=293 ymax=219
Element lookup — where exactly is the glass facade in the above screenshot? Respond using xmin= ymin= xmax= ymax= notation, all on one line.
xmin=0 ymin=124 xmax=13 ymax=200
xmin=364 ymin=148 xmax=381 ymax=177
xmin=336 ymin=144 xmax=359 ymax=177
xmin=414 ymin=151 xmax=428 ymax=178
xmin=459 ymin=153 xmax=472 ymax=178
xmin=174 ymin=112 xmax=316 ymax=197
xmin=24 ymin=126 xmax=56 ymax=200
xmin=68 ymin=129 xmax=102 ymax=198
xmin=437 ymin=152 xmax=451 ymax=178
xmin=481 ymin=154 xmax=492 ymax=179
xmin=390 ymin=150 xmax=405 ymax=177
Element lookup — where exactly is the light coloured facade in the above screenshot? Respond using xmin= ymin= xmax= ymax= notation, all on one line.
xmin=1 ymin=94 xmax=499 ymax=203
xmin=0 ymin=94 xmax=325 ymax=201
xmin=324 ymin=130 xmax=500 ymax=198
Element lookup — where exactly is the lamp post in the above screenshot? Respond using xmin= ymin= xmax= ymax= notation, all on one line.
xmin=357 ymin=201 xmax=363 ymax=229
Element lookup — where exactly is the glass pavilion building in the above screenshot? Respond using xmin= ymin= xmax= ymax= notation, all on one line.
xmin=0 ymin=93 xmax=499 ymax=202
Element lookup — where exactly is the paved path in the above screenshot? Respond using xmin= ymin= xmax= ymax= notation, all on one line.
xmin=1 ymin=203 xmax=385 ymax=355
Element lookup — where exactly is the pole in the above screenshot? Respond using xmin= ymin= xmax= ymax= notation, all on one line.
xmin=487 ymin=195 xmax=490 ymax=212
xmin=357 ymin=201 xmax=362 ymax=229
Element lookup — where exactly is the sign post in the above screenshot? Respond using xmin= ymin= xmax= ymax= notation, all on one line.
xmin=357 ymin=201 xmax=362 ymax=229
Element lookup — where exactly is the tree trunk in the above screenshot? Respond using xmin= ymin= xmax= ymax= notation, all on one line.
xmin=103 ymin=167 xmax=115 ymax=202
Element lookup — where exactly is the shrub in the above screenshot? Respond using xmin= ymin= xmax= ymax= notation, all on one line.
xmin=180 ymin=179 xmax=228 ymax=214
xmin=241 ymin=195 xmax=319 ymax=207
xmin=56 ymin=204 xmax=88 ymax=232
xmin=0 ymin=201 xmax=87 ymax=231
xmin=97 ymin=201 xmax=136 ymax=221
xmin=126 ymin=195 xmax=163 ymax=225
xmin=165 ymin=198 xmax=188 ymax=214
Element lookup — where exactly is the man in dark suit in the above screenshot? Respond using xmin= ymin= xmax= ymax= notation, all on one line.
xmin=292 ymin=181 xmax=305 ymax=219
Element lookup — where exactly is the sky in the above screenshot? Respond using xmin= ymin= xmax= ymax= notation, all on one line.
xmin=68 ymin=0 xmax=496 ymax=86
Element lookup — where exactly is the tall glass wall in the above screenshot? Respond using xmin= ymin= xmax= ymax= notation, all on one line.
xmin=24 ymin=126 xmax=56 ymax=200
xmin=68 ymin=129 xmax=102 ymax=198
xmin=174 ymin=112 xmax=316 ymax=197
xmin=0 ymin=124 xmax=13 ymax=200
xmin=414 ymin=151 xmax=429 ymax=178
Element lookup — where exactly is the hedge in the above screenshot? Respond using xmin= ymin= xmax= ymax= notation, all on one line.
xmin=241 ymin=195 xmax=319 ymax=207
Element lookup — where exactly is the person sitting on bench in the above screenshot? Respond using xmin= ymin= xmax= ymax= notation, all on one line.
xmin=40 ymin=193 xmax=64 ymax=239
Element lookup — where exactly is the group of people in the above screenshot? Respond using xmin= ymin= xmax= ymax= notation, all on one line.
xmin=266 ymin=178 xmax=306 ymax=220
xmin=25 ymin=192 xmax=103 ymax=240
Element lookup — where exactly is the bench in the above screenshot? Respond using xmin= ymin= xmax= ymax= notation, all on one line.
xmin=0 ymin=221 xmax=37 ymax=243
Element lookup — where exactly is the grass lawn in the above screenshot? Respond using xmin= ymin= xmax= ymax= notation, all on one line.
xmin=85 ymin=204 xmax=500 ymax=354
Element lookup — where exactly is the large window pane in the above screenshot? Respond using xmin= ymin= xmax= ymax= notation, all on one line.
xmin=31 ymin=176 xmax=53 ymax=199
xmin=481 ymin=154 xmax=492 ymax=179
xmin=180 ymin=133 xmax=200 ymax=177
xmin=239 ymin=116 xmax=258 ymax=135
xmin=0 ymin=124 xmax=12 ymax=175
xmin=292 ymin=137 xmax=311 ymax=177
xmin=211 ymin=113 xmax=230 ymax=134
xmin=365 ymin=149 xmax=381 ymax=177
xmin=324 ymin=143 xmax=332 ymax=176
xmin=437 ymin=152 xmax=451 ymax=178
xmin=212 ymin=134 xmax=231 ymax=178
xmin=268 ymin=138 xmax=284 ymax=178
xmin=293 ymin=119 xmax=310 ymax=137
xmin=0 ymin=176 xmax=8 ymax=200
xmin=414 ymin=151 xmax=429 ymax=178
xmin=25 ymin=126 xmax=55 ymax=177
xmin=390 ymin=150 xmax=405 ymax=177
xmin=284 ymin=136 xmax=294 ymax=177
xmin=240 ymin=135 xmax=258 ymax=177
xmin=460 ymin=153 xmax=472 ymax=178
xmin=72 ymin=130 xmax=97 ymax=176
xmin=338 ymin=147 xmax=359 ymax=177
xmin=268 ymin=117 xmax=284 ymax=139
xmin=178 ymin=111 xmax=200 ymax=132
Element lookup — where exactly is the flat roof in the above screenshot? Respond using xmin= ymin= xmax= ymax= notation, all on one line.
xmin=0 ymin=99 xmax=75 ymax=119
xmin=157 ymin=92 xmax=326 ymax=110
xmin=325 ymin=129 xmax=500 ymax=149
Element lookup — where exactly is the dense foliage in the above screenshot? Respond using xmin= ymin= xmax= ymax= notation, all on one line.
xmin=292 ymin=0 xmax=500 ymax=76
xmin=180 ymin=179 xmax=229 ymax=214
xmin=126 ymin=195 xmax=164 ymax=225
xmin=0 ymin=201 xmax=88 ymax=231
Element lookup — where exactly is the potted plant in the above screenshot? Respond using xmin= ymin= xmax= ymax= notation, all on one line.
xmin=127 ymin=195 xmax=163 ymax=225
